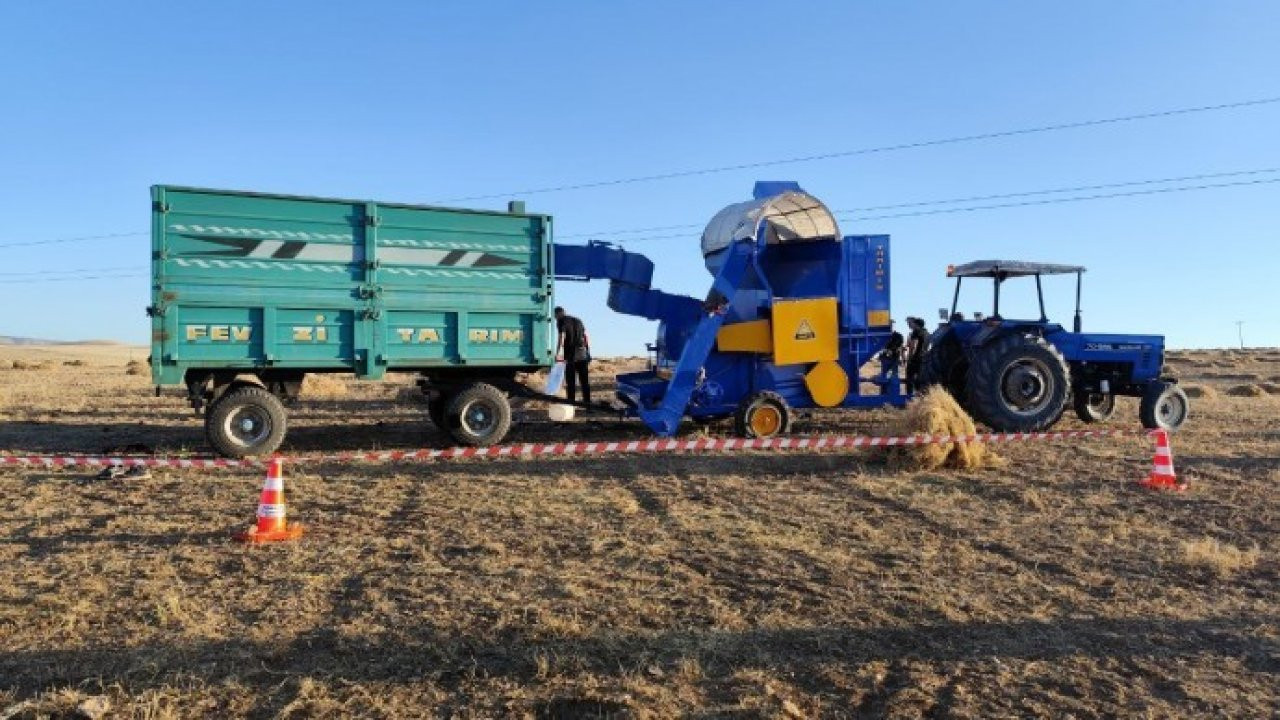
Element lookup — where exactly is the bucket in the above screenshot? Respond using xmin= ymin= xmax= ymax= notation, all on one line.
xmin=544 ymin=362 xmax=575 ymax=421
xmin=547 ymin=403 xmax=576 ymax=422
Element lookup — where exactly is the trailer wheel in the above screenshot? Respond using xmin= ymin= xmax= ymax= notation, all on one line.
xmin=734 ymin=391 xmax=791 ymax=439
xmin=918 ymin=339 xmax=968 ymax=399
xmin=205 ymin=385 xmax=288 ymax=458
xmin=966 ymin=334 xmax=1070 ymax=432
xmin=426 ymin=392 xmax=451 ymax=431
xmin=1073 ymin=391 xmax=1116 ymax=423
xmin=1140 ymin=382 xmax=1189 ymax=432
xmin=445 ymin=382 xmax=512 ymax=446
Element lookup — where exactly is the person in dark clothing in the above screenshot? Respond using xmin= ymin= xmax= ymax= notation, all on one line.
xmin=905 ymin=317 xmax=931 ymax=395
xmin=554 ymin=306 xmax=591 ymax=403
xmin=878 ymin=321 xmax=905 ymax=394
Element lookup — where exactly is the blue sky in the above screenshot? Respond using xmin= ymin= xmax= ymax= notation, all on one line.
xmin=1 ymin=1 xmax=1277 ymax=354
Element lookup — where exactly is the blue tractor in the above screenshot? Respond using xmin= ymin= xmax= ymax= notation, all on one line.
xmin=919 ymin=260 xmax=1189 ymax=433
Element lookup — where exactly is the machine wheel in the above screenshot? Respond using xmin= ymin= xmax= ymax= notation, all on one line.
xmin=1073 ymin=391 xmax=1116 ymax=423
xmin=205 ymin=385 xmax=288 ymax=458
xmin=918 ymin=339 xmax=968 ymax=399
xmin=445 ymin=382 xmax=513 ymax=446
xmin=1140 ymin=382 xmax=1189 ymax=432
xmin=734 ymin=391 xmax=792 ymax=439
xmin=966 ymin=334 xmax=1070 ymax=432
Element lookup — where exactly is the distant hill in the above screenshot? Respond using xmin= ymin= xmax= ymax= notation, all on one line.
xmin=0 ymin=336 xmax=125 ymax=346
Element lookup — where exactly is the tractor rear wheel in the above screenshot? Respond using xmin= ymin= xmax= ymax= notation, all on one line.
xmin=1073 ymin=391 xmax=1116 ymax=423
xmin=966 ymin=334 xmax=1070 ymax=432
xmin=1140 ymin=382 xmax=1189 ymax=432
xmin=734 ymin=391 xmax=792 ymax=439
xmin=918 ymin=339 xmax=968 ymax=399
xmin=445 ymin=382 xmax=512 ymax=446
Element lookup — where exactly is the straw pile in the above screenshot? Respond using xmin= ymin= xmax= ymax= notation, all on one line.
xmin=886 ymin=388 xmax=1001 ymax=471
xmin=302 ymin=373 xmax=348 ymax=398
xmin=1226 ymin=384 xmax=1264 ymax=398
xmin=1183 ymin=384 xmax=1217 ymax=399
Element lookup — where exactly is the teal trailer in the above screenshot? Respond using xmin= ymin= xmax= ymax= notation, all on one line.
xmin=150 ymin=186 xmax=554 ymax=456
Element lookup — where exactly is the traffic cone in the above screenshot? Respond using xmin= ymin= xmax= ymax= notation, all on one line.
xmin=235 ymin=457 xmax=304 ymax=542
xmin=1139 ymin=429 xmax=1185 ymax=491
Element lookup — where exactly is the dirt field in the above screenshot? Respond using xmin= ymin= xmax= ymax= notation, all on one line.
xmin=1 ymin=345 xmax=1278 ymax=718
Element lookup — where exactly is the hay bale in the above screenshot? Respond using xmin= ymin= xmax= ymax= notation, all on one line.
xmin=886 ymin=388 xmax=1000 ymax=471
xmin=12 ymin=359 xmax=51 ymax=371
xmin=124 ymin=360 xmax=145 ymax=376
xmin=302 ymin=373 xmax=348 ymax=398
xmin=1226 ymin=384 xmax=1264 ymax=398
xmin=1182 ymin=384 xmax=1217 ymax=399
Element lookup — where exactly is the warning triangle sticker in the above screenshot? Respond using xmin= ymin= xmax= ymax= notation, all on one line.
xmin=794 ymin=319 xmax=816 ymax=341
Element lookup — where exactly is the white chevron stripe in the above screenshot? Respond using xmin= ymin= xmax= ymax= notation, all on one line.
xmin=251 ymin=240 xmax=285 ymax=258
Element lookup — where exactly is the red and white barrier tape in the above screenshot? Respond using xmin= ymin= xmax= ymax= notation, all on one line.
xmin=0 ymin=428 xmax=1145 ymax=470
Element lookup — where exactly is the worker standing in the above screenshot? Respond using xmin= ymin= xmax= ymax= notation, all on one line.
xmin=878 ymin=321 xmax=905 ymax=394
xmin=554 ymin=306 xmax=592 ymax=404
xmin=905 ymin=317 xmax=930 ymax=395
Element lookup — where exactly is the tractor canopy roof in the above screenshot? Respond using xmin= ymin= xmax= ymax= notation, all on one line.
xmin=947 ymin=260 xmax=1086 ymax=278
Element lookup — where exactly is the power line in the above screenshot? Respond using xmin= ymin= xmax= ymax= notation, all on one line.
xmin=567 ymin=166 xmax=1280 ymax=240
xmin=616 ymin=175 xmax=1280 ymax=243
xmin=0 ymin=231 xmax=146 ymax=251
xmin=436 ymin=95 xmax=1280 ymax=202
xmin=837 ymin=166 xmax=1280 ymax=216
xmin=0 ymin=264 xmax=145 ymax=277
xmin=852 ymin=176 xmax=1280 ymax=222
xmin=0 ymin=273 xmax=146 ymax=285
xmin=5 ymin=167 xmax=1277 ymax=280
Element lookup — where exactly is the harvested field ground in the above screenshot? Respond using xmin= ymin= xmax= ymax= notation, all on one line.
xmin=1 ymin=345 xmax=1278 ymax=718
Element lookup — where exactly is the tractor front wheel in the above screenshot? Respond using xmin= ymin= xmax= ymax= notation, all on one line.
xmin=966 ymin=334 xmax=1070 ymax=432
xmin=1140 ymin=382 xmax=1189 ymax=432
xmin=734 ymin=391 xmax=792 ymax=439
xmin=1073 ymin=391 xmax=1116 ymax=423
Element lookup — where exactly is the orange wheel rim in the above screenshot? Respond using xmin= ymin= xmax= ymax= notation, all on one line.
xmin=750 ymin=406 xmax=782 ymax=436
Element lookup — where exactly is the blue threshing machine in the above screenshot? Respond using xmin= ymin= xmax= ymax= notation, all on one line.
xmin=554 ymin=181 xmax=906 ymax=438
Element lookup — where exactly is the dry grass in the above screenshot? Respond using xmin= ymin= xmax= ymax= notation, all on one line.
xmin=1259 ymin=382 xmax=1280 ymax=396
xmin=301 ymin=373 xmax=349 ymax=399
xmin=1180 ymin=538 xmax=1261 ymax=578
xmin=8 ymin=359 xmax=50 ymax=371
xmin=0 ymin=346 xmax=1278 ymax=717
xmin=886 ymin=388 xmax=1000 ymax=471
xmin=124 ymin=359 xmax=145 ymax=376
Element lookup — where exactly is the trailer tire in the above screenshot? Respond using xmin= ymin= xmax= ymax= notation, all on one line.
xmin=445 ymin=383 xmax=512 ymax=446
xmin=1140 ymin=382 xmax=1189 ymax=432
xmin=1073 ymin=391 xmax=1116 ymax=423
xmin=918 ymin=338 xmax=968 ymax=400
xmin=426 ymin=393 xmax=451 ymax=431
xmin=734 ymin=391 xmax=792 ymax=439
xmin=966 ymin=334 xmax=1070 ymax=432
xmin=205 ymin=385 xmax=288 ymax=458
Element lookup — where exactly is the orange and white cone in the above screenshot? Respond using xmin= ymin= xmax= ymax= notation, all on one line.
xmin=235 ymin=458 xmax=304 ymax=542
xmin=1139 ymin=429 xmax=1185 ymax=491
